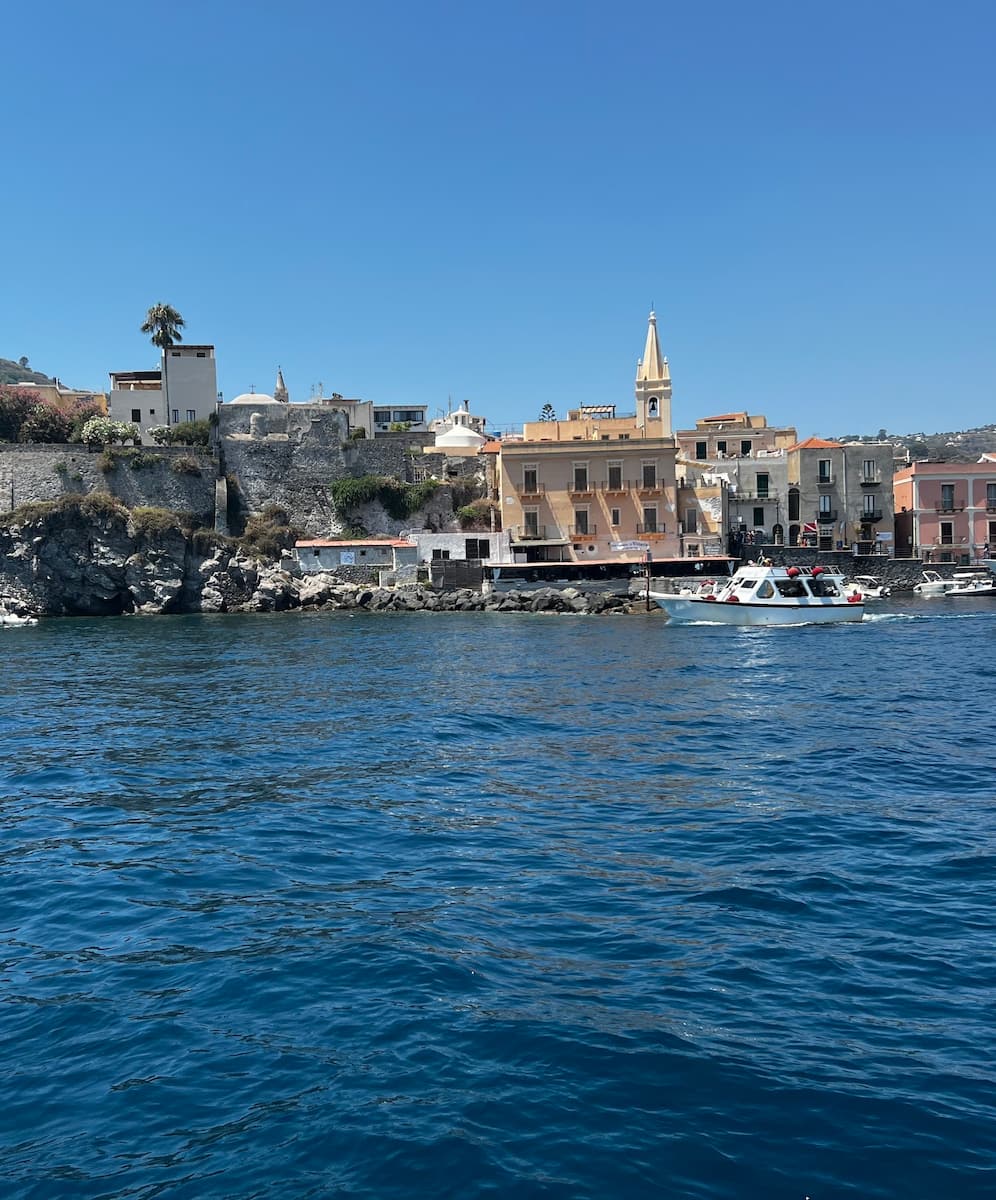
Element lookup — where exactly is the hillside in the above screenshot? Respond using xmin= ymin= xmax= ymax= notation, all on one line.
xmin=835 ymin=424 xmax=996 ymax=462
xmin=0 ymin=357 xmax=55 ymax=387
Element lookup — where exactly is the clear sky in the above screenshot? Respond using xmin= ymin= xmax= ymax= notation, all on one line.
xmin=4 ymin=0 xmax=994 ymax=437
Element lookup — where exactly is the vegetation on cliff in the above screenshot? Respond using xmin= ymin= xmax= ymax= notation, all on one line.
xmin=330 ymin=474 xmax=440 ymax=523
xmin=0 ymin=357 xmax=54 ymax=387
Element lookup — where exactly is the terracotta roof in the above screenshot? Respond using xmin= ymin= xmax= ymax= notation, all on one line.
xmin=295 ymin=538 xmax=413 ymax=549
xmin=480 ymin=440 xmax=502 ymax=453
xmin=788 ymin=436 xmax=842 ymax=450
xmin=701 ymin=412 xmax=748 ymax=423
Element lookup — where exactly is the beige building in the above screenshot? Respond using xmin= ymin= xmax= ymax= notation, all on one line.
xmin=9 ymin=380 xmax=107 ymax=414
xmin=497 ymin=312 xmax=680 ymax=563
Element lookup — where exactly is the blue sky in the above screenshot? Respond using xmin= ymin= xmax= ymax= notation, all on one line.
xmin=4 ymin=0 xmax=994 ymax=437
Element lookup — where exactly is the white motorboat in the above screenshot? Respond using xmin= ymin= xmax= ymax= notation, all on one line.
xmin=0 ymin=608 xmax=38 ymax=627
xmin=649 ymin=563 xmax=864 ymax=626
xmin=913 ymin=570 xmax=958 ymax=597
xmin=948 ymin=574 xmax=996 ymax=597
xmin=843 ymin=575 xmax=891 ymax=600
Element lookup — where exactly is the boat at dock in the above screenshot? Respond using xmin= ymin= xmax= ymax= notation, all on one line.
xmin=649 ymin=563 xmax=864 ymax=626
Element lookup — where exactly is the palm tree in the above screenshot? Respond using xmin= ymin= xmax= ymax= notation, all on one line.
xmin=141 ymin=303 xmax=185 ymax=426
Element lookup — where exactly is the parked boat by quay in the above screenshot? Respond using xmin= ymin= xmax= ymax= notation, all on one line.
xmin=947 ymin=574 xmax=996 ymax=598
xmin=844 ymin=574 xmax=891 ymax=600
xmin=913 ymin=568 xmax=994 ymax=597
xmin=649 ymin=563 xmax=864 ymax=626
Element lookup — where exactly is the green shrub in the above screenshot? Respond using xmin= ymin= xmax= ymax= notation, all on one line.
xmin=80 ymin=493 xmax=127 ymax=520
xmin=457 ymin=499 xmax=496 ymax=529
xmin=130 ymin=506 xmax=180 ymax=538
xmin=128 ymin=451 xmax=164 ymax=470
xmin=237 ymin=511 xmax=301 ymax=561
xmin=329 ymin=474 xmax=440 ymax=522
xmin=53 ymin=460 xmax=69 ymax=475
xmin=167 ymin=419 xmax=211 ymax=448
xmin=170 ymin=455 xmax=203 ymax=475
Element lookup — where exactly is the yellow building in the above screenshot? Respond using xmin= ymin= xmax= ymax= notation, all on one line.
xmin=498 ymin=312 xmax=681 ymax=563
xmin=8 ymin=381 xmax=107 ymax=414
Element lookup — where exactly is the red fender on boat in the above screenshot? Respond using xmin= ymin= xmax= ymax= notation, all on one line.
xmin=847 ymin=593 xmax=862 ymax=603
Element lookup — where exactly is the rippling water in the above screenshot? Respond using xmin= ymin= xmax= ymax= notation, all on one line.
xmin=2 ymin=602 xmax=995 ymax=1198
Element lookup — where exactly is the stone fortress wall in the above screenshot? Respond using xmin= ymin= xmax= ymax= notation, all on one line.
xmin=0 ymin=443 xmax=216 ymax=522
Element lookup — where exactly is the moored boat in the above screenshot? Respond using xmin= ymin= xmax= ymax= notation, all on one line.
xmin=649 ymin=563 xmax=864 ymax=626
xmin=844 ymin=574 xmax=891 ymax=599
xmin=0 ymin=607 xmax=38 ymax=627
xmin=913 ymin=569 xmax=958 ymax=597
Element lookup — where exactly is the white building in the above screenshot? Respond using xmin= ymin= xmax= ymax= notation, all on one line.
xmin=372 ymin=403 xmax=429 ymax=434
xmin=109 ymin=345 xmax=218 ymax=437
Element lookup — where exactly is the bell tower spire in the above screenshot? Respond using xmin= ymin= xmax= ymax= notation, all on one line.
xmin=635 ymin=309 xmax=671 ymax=435
xmin=274 ymin=366 xmax=288 ymax=404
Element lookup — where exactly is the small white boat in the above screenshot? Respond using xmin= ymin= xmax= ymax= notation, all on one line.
xmin=913 ymin=570 xmax=958 ymax=597
xmin=0 ymin=608 xmax=38 ymax=627
xmin=948 ymin=574 xmax=996 ymax=597
xmin=844 ymin=575 xmax=891 ymax=600
xmin=649 ymin=563 xmax=863 ymax=626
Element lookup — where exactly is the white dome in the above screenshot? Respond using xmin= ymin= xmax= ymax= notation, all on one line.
xmin=230 ymin=392 xmax=278 ymax=405
xmin=435 ymin=425 xmax=486 ymax=448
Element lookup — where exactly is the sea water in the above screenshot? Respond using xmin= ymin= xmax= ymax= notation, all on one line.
xmin=1 ymin=603 xmax=995 ymax=1198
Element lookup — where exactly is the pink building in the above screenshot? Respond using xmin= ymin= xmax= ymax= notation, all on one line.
xmin=893 ymin=456 xmax=996 ymax=561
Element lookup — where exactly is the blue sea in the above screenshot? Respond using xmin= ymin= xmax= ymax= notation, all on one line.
xmin=2 ymin=601 xmax=995 ymax=1199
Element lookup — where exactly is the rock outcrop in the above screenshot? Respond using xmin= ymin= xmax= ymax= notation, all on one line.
xmin=0 ymin=497 xmax=645 ymax=618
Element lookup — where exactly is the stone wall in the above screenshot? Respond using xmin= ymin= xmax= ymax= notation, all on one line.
xmin=0 ymin=444 xmax=216 ymax=523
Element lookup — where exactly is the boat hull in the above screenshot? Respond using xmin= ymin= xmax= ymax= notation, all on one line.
xmin=650 ymin=594 xmax=863 ymax=625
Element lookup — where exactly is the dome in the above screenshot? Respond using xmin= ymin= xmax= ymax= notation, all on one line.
xmin=435 ymin=425 xmax=487 ymax=448
xmin=230 ymin=392 xmax=278 ymax=405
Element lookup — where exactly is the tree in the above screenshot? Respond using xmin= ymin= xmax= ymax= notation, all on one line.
xmin=140 ymin=303 xmax=185 ymax=426
xmin=18 ymin=356 xmax=29 ymax=368
xmin=18 ymin=401 xmax=74 ymax=444
xmin=0 ymin=386 xmax=38 ymax=442
xmin=539 ymin=403 xmax=556 ymax=421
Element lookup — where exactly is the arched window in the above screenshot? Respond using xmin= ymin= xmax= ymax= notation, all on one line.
xmin=772 ymin=523 xmax=784 ymax=545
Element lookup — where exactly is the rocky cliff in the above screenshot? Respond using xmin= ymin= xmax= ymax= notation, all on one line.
xmin=0 ymin=495 xmax=638 ymax=618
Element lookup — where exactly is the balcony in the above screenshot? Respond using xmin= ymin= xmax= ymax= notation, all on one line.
xmin=510 ymin=524 xmax=555 ymax=542
xmin=861 ymin=509 xmax=883 ymax=523
xmin=636 ymin=522 xmax=661 ymax=535
xmin=816 ymin=510 xmax=837 ymax=524
xmin=860 ymin=473 xmax=882 ymax=486
xmin=729 ymin=491 xmax=774 ymax=502
xmin=569 ymin=524 xmax=598 ymax=538
xmin=519 ymin=481 xmax=545 ymax=498
xmin=597 ymin=478 xmax=632 ymax=493
xmin=935 ymin=504 xmax=965 ymax=513
xmin=637 ymin=482 xmax=664 ymax=497
xmin=568 ymin=480 xmax=594 ymax=498
xmin=817 ymin=477 xmax=834 ymax=487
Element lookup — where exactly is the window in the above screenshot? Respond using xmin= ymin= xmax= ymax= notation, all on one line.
xmin=149 ymin=409 xmax=156 ymax=417
xmin=753 ymin=507 xmax=764 ymax=527
xmin=989 ymin=520 xmax=996 ymax=544
xmin=756 ymin=472 xmax=769 ymax=499
xmin=717 ymin=440 xmax=727 ymax=454
xmin=642 ymin=506 xmax=657 ymax=533
xmin=940 ymin=484 xmax=955 ymax=511
xmin=819 ymin=494 xmax=832 ymax=514
xmin=695 ymin=441 xmax=707 ymax=460
xmin=523 ymin=509 xmax=539 ymax=536
xmin=648 ymin=397 xmax=659 ymax=417
xmin=196 ymin=351 xmax=206 ymax=358
xmin=940 ymin=521 xmax=953 ymax=545
xmin=641 ymin=462 xmax=657 ymax=488
xmin=572 ymin=463 xmax=589 ymax=491
xmin=788 ymin=488 xmax=800 ymax=521
xmin=373 ymin=409 xmax=392 ymax=423
xmin=131 ymin=409 xmax=141 ymax=422
xmin=987 ymin=483 xmax=996 ymax=509
xmin=432 ymin=548 xmax=450 ymax=559
xmin=171 ymin=351 xmax=180 ymax=357
xmin=522 ymin=465 xmax=538 ymax=493
xmin=863 ymin=459 xmax=877 ymax=481
xmin=818 ymin=459 xmax=832 ymax=483
xmin=172 ymin=409 xmax=179 ymax=424
xmin=186 ymin=409 xmax=196 ymax=422
xmin=465 ymin=538 xmax=490 ymax=559
xmin=617 ymin=433 xmax=630 ymax=440
xmin=863 ymin=495 xmax=877 ymax=515
xmin=610 ymin=508 xmax=620 ymax=526
xmin=741 ymin=440 xmax=752 ymax=456
xmin=607 ymin=462 xmax=622 ymax=490
xmin=574 ymin=509 xmax=589 ymax=535
xmin=684 ymin=509 xmax=698 ymax=533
